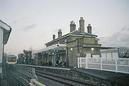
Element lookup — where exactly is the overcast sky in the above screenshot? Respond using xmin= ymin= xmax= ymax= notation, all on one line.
xmin=0 ymin=0 xmax=129 ymax=55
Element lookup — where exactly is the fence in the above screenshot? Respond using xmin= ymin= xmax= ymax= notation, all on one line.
xmin=78 ymin=50 xmax=129 ymax=74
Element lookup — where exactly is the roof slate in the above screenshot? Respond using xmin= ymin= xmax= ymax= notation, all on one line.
xmin=45 ymin=30 xmax=97 ymax=45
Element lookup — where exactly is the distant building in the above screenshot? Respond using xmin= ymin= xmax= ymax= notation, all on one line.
xmin=17 ymin=50 xmax=32 ymax=64
xmin=17 ymin=53 xmax=25 ymax=64
xmin=45 ymin=17 xmax=101 ymax=67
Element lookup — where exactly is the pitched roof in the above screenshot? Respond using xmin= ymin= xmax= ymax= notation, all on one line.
xmin=33 ymin=44 xmax=66 ymax=54
xmin=45 ymin=30 xmax=97 ymax=45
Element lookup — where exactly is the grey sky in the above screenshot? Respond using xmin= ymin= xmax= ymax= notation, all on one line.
xmin=0 ymin=0 xmax=129 ymax=54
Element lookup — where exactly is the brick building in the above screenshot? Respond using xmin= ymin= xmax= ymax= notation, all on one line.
xmin=45 ymin=17 xmax=101 ymax=67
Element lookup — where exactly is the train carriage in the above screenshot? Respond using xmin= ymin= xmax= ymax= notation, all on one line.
xmin=6 ymin=55 xmax=17 ymax=64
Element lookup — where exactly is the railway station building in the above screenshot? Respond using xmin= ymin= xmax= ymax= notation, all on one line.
xmin=32 ymin=17 xmax=129 ymax=71
xmin=45 ymin=17 xmax=101 ymax=67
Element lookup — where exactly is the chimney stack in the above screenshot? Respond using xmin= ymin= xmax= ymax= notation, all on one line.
xmin=70 ymin=21 xmax=76 ymax=32
xmin=79 ymin=17 xmax=85 ymax=33
xmin=53 ymin=34 xmax=55 ymax=40
xmin=87 ymin=24 xmax=92 ymax=34
xmin=58 ymin=29 xmax=62 ymax=38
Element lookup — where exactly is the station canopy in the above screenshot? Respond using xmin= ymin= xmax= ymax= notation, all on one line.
xmin=33 ymin=44 xmax=66 ymax=54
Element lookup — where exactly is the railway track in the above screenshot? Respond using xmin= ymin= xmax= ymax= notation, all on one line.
xmin=36 ymin=68 xmax=98 ymax=86
xmin=6 ymin=64 xmax=129 ymax=86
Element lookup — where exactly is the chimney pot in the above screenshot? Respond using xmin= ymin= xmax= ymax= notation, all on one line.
xmin=58 ymin=29 xmax=62 ymax=38
xmin=87 ymin=24 xmax=92 ymax=34
xmin=79 ymin=17 xmax=85 ymax=33
xmin=70 ymin=21 xmax=76 ymax=32
xmin=53 ymin=34 xmax=55 ymax=40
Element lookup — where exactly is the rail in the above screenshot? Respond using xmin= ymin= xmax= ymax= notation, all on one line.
xmin=36 ymin=68 xmax=98 ymax=86
xmin=6 ymin=64 xmax=127 ymax=86
xmin=5 ymin=64 xmax=103 ymax=86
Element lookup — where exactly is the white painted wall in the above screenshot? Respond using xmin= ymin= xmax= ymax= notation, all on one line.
xmin=0 ymin=28 xmax=3 ymax=63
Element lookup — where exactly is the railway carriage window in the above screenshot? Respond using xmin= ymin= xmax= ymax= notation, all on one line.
xmin=7 ymin=55 xmax=17 ymax=64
